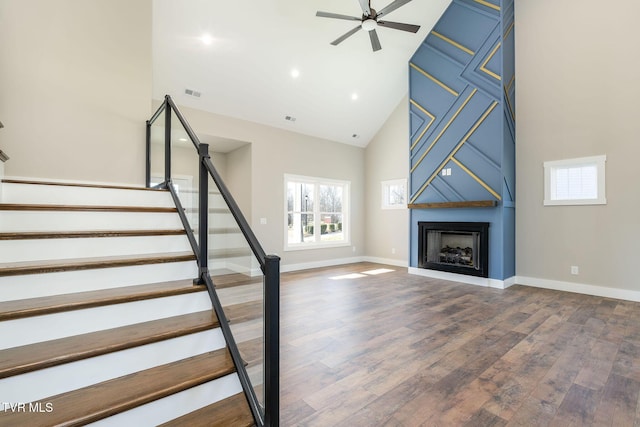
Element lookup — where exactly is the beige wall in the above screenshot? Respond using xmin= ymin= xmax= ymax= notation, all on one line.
xmin=364 ymin=96 xmax=410 ymax=266
xmin=515 ymin=0 xmax=640 ymax=291
xmin=173 ymin=105 xmax=365 ymax=269
xmin=0 ymin=0 xmax=152 ymax=185
xmin=225 ymin=144 xmax=252 ymax=217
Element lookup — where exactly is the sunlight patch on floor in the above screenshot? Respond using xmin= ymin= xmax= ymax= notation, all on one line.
xmin=361 ymin=268 xmax=395 ymax=275
xmin=329 ymin=268 xmax=395 ymax=280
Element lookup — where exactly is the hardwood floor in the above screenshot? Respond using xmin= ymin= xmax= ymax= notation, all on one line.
xmin=279 ymin=262 xmax=640 ymax=426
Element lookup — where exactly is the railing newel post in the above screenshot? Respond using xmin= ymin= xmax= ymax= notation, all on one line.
xmin=198 ymin=143 xmax=209 ymax=280
xmin=164 ymin=96 xmax=171 ymax=188
xmin=145 ymin=120 xmax=151 ymax=188
xmin=264 ymin=254 xmax=280 ymax=427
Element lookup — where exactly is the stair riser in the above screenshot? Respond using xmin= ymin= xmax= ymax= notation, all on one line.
xmin=0 ymin=329 xmax=226 ymax=402
xmin=0 ymin=261 xmax=199 ymax=301
xmin=0 ymin=211 xmax=184 ymax=232
xmin=88 ymin=374 xmax=243 ymax=427
xmin=0 ymin=235 xmax=192 ymax=263
xmin=0 ymin=292 xmax=212 ymax=350
xmin=1 ymin=183 xmax=174 ymax=207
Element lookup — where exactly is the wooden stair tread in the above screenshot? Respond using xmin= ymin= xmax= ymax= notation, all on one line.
xmin=0 ymin=203 xmax=176 ymax=213
xmin=237 ymin=337 xmax=264 ymax=367
xmin=0 ymin=348 xmax=236 ymax=427
xmin=159 ymin=392 xmax=254 ymax=427
xmin=1 ymin=178 xmax=167 ymax=192
xmin=0 ymin=229 xmax=186 ymax=240
xmin=0 ymin=279 xmax=205 ymax=321
xmin=0 ymin=251 xmax=196 ymax=277
xmin=211 ymin=272 xmax=262 ymax=289
xmin=0 ymin=310 xmax=219 ymax=379
xmin=225 ymin=300 xmax=263 ymax=324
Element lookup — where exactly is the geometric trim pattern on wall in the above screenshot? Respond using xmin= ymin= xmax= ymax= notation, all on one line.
xmin=409 ymin=0 xmax=514 ymax=205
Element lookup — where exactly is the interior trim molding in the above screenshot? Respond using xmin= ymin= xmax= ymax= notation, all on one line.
xmin=408 ymin=267 xmax=513 ymax=289
xmin=515 ymin=276 xmax=640 ymax=303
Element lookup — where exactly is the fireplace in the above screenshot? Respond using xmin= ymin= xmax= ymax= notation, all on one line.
xmin=418 ymin=222 xmax=489 ymax=278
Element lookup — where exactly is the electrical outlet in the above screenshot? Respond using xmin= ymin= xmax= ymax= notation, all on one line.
xmin=352 ymin=246 xmax=356 ymax=253
xmin=571 ymin=266 xmax=579 ymax=275
xmin=260 ymin=217 xmax=267 ymax=225
xmin=391 ymin=248 xmax=396 ymax=254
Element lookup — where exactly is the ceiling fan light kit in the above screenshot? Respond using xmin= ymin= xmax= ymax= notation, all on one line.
xmin=316 ymin=0 xmax=420 ymax=52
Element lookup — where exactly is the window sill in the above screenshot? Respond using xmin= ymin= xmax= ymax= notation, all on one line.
xmin=284 ymin=241 xmax=351 ymax=252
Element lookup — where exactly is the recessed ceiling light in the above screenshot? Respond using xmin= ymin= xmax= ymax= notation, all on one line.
xmin=291 ymin=69 xmax=300 ymax=78
xmin=200 ymin=33 xmax=213 ymax=45
xmin=351 ymin=93 xmax=359 ymax=101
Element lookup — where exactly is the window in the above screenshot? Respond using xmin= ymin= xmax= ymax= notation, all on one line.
xmin=381 ymin=179 xmax=407 ymax=209
xmin=285 ymin=174 xmax=350 ymax=250
xmin=544 ymin=155 xmax=606 ymax=205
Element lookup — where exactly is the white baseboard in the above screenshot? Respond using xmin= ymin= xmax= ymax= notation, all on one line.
xmin=408 ymin=267 xmax=514 ymax=290
xmin=515 ymin=275 xmax=640 ymax=303
xmin=361 ymin=256 xmax=408 ymax=268
xmin=281 ymin=256 xmax=366 ymax=273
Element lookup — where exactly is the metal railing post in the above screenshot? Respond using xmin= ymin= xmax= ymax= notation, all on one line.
xmin=164 ymin=98 xmax=172 ymax=187
xmin=145 ymin=121 xmax=151 ymax=188
xmin=264 ymin=254 xmax=280 ymax=427
xmin=198 ymin=143 xmax=210 ymax=281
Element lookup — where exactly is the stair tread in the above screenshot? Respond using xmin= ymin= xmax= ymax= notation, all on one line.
xmin=0 ymin=279 xmax=205 ymax=321
xmin=0 ymin=229 xmax=186 ymax=240
xmin=0 ymin=310 xmax=219 ymax=378
xmin=0 ymin=251 xmax=196 ymax=277
xmin=2 ymin=178 xmax=167 ymax=192
xmin=0 ymin=203 xmax=176 ymax=212
xmin=225 ymin=300 xmax=263 ymax=324
xmin=0 ymin=348 xmax=236 ymax=427
xmin=211 ymin=271 xmax=262 ymax=289
xmin=159 ymin=392 xmax=254 ymax=427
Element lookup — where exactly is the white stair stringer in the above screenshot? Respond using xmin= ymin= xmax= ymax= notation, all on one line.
xmin=0 ymin=328 xmax=226 ymax=403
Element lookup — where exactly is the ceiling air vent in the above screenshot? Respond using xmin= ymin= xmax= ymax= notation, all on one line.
xmin=184 ymin=88 xmax=201 ymax=98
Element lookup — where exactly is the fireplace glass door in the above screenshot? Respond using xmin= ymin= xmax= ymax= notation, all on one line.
xmin=419 ymin=222 xmax=489 ymax=277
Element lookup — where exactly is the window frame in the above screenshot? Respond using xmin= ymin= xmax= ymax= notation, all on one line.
xmin=381 ymin=178 xmax=407 ymax=210
xmin=284 ymin=174 xmax=350 ymax=251
xmin=543 ymin=155 xmax=607 ymax=206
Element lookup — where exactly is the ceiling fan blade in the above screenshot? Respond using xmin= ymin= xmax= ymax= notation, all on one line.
xmin=369 ymin=29 xmax=382 ymax=51
xmin=358 ymin=0 xmax=371 ymax=16
xmin=316 ymin=11 xmax=361 ymax=21
xmin=377 ymin=20 xmax=420 ymax=33
xmin=331 ymin=26 xmax=363 ymax=46
xmin=377 ymin=0 xmax=413 ymax=18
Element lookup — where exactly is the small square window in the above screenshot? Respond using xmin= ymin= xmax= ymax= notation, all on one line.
xmin=381 ymin=179 xmax=407 ymax=209
xmin=544 ymin=155 xmax=606 ymax=206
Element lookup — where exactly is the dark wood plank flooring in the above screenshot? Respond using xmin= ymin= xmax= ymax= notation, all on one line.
xmin=280 ymin=262 xmax=640 ymax=426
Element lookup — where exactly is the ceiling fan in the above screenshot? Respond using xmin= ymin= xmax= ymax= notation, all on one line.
xmin=316 ymin=0 xmax=420 ymax=52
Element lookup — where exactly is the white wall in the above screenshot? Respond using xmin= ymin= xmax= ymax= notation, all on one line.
xmin=364 ymin=96 xmax=410 ymax=266
xmin=0 ymin=0 xmax=152 ymax=185
xmin=170 ymin=105 xmax=365 ymax=270
xmin=515 ymin=0 xmax=640 ymax=297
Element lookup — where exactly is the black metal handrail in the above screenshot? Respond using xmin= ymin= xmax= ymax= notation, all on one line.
xmin=146 ymin=95 xmax=280 ymax=427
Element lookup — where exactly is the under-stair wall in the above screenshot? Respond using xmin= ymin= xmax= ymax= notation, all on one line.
xmin=0 ymin=180 xmax=255 ymax=426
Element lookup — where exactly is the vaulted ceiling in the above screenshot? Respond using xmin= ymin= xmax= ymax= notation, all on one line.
xmin=152 ymin=0 xmax=450 ymax=148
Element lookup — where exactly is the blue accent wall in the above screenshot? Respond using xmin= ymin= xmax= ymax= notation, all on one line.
xmin=409 ymin=0 xmax=515 ymax=280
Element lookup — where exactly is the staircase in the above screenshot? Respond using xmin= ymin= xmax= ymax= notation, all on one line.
xmin=0 ymin=179 xmax=256 ymax=426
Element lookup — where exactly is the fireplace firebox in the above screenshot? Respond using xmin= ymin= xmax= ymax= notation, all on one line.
xmin=418 ymin=222 xmax=489 ymax=278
